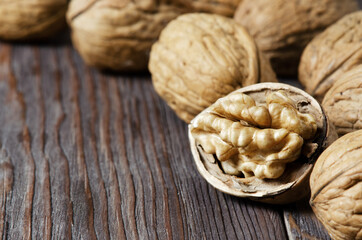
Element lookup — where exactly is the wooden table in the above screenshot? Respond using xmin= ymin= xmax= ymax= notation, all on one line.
xmin=0 ymin=34 xmax=333 ymax=240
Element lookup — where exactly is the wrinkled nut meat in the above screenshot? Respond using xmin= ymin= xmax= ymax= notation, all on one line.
xmin=234 ymin=0 xmax=358 ymax=76
xmin=67 ymin=0 xmax=242 ymax=72
xmin=299 ymin=11 xmax=362 ymax=102
xmin=0 ymin=0 xmax=68 ymax=40
xmin=310 ymin=130 xmax=362 ymax=240
xmin=67 ymin=0 xmax=185 ymax=71
xmin=189 ymin=83 xmax=336 ymax=204
xmin=150 ymin=13 xmax=277 ymax=123
xmin=322 ymin=66 xmax=362 ymax=137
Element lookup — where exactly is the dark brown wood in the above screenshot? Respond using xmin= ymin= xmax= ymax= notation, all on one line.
xmin=284 ymin=201 xmax=331 ymax=240
xmin=0 ymin=35 xmax=332 ymax=239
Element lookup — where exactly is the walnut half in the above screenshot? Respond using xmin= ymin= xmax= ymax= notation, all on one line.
xmin=189 ymin=83 xmax=336 ymax=204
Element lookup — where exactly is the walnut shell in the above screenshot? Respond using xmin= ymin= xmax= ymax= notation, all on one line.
xmin=149 ymin=13 xmax=277 ymax=123
xmin=175 ymin=0 xmax=240 ymax=17
xmin=189 ymin=82 xmax=336 ymax=204
xmin=0 ymin=0 xmax=68 ymax=40
xmin=67 ymin=0 xmax=242 ymax=72
xmin=310 ymin=130 xmax=362 ymax=240
xmin=234 ymin=0 xmax=359 ymax=76
xmin=299 ymin=11 xmax=362 ymax=102
xmin=67 ymin=0 xmax=185 ymax=71
xmin=322 ymin=66 xmax=362 ymax=137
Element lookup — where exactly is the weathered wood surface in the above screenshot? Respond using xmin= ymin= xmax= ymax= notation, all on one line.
xmin=0 ymin=37 xmax=330 ymax=239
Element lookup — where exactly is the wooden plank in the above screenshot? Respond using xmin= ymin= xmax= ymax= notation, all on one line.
xmin=284 ymin=200 xmax=331 ymax=240
xmin=0 ymin=41 xmax=292 ymax=239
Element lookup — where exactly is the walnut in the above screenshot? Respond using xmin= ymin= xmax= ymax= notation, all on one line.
xmin=322 ymin=66 xmax=362 ymax=137
xmin=0 ymin=0 xmax=68 ymax=40
xmin=149 ymin=13 xmax=277 ymax=123
xmin=67 ymin=0 xmax=185 ymax=71
xmin=175 ymin=0 xmax=240 ymax=17
xmin=310 ymin=130 xmax=362 ymax=240
xmin=67 ymin=0 xmax=241 ymax=72
xmin=234 ymin=0 xmax=358 ymax=76
xmin=299 ymin=11 xmax=362 ymax=102
xmin=189 ymin=83 xmax=336 ymax=204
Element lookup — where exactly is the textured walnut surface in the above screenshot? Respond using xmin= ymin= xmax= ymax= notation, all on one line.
xmin=310 ymin=130 xmax=362 ymax=240
xmin=189 ymin=83 xmax=334 ymax=204
xmin=322 ymin=66 xmax=362 ymax=136
xmin=299 ymin=11 xmax=362 ymax=101
xmin=67 ymin=0 xmax=184 ymax=71
xmin=150 ymin=13 xmax=277 ymax=123
xmin=234 ymin=0 xmax=358 ymax=76
xmin=0 ymin=0 xmax=68 ymax=40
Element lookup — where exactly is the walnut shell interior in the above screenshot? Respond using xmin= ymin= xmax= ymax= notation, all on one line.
xmin=189 ymin=83 xmax=335 ymax=204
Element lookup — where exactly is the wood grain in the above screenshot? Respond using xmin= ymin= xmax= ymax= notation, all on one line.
xmin=0 ymin=40 xmax=297 ymax=240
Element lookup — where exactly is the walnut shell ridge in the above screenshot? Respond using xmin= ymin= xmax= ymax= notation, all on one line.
xmin=299 ymin=11 xmax=362 ymax=102
xmin=149 ymin=13 xmax=277 ymax=123
xmin=67 ymin=0 xmax=242 ymax=72
xmin=310 ymin=130 xmax=362 ymax=240
xmin=0 ymin=0 xmax=68 ymax=40
xmin=322 ymin=66 xmax=362 ymax=137
xmin=189 ymin=82 xmax=337 ymax=204
xmin=234 ymin=0 xmax=359 ymax=76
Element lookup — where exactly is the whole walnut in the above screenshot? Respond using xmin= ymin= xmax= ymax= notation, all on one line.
xmin=0 ymin=0 xmax=68 ymax=40
xmin=310 ymin=130 xmax=362 ymax=240
xmin=149 ymin=13 xmax=277 ymax=123
xmin=234 ymin=0 xmax=359 ymax=76
xmin=67 ymin=0 xmax=242 ymax=72
xmin=322 ymin=66 xmax=362 ymax=137
xmin=299 ymin=11 xmax=362 ymax=102
xmin=189 ymin=83 xmax=337 ymax=204
xmin=67 ymin=0 xmax=185 ymax=71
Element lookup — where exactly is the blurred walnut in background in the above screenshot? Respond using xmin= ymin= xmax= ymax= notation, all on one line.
xmin=175 ymin=0 xmax=240 ymax=17
xmin=234 ymin=0 xmax=359 ymax=76
xmin=67 ymin=0 xmax=185 ymax=71
xmin=67 ymin=0 xmax=242 ymax=72
xmin=299 ymin=11 xmax=362 ymax=101
xmin=0 ymin=0 xmax=68 ymax=40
